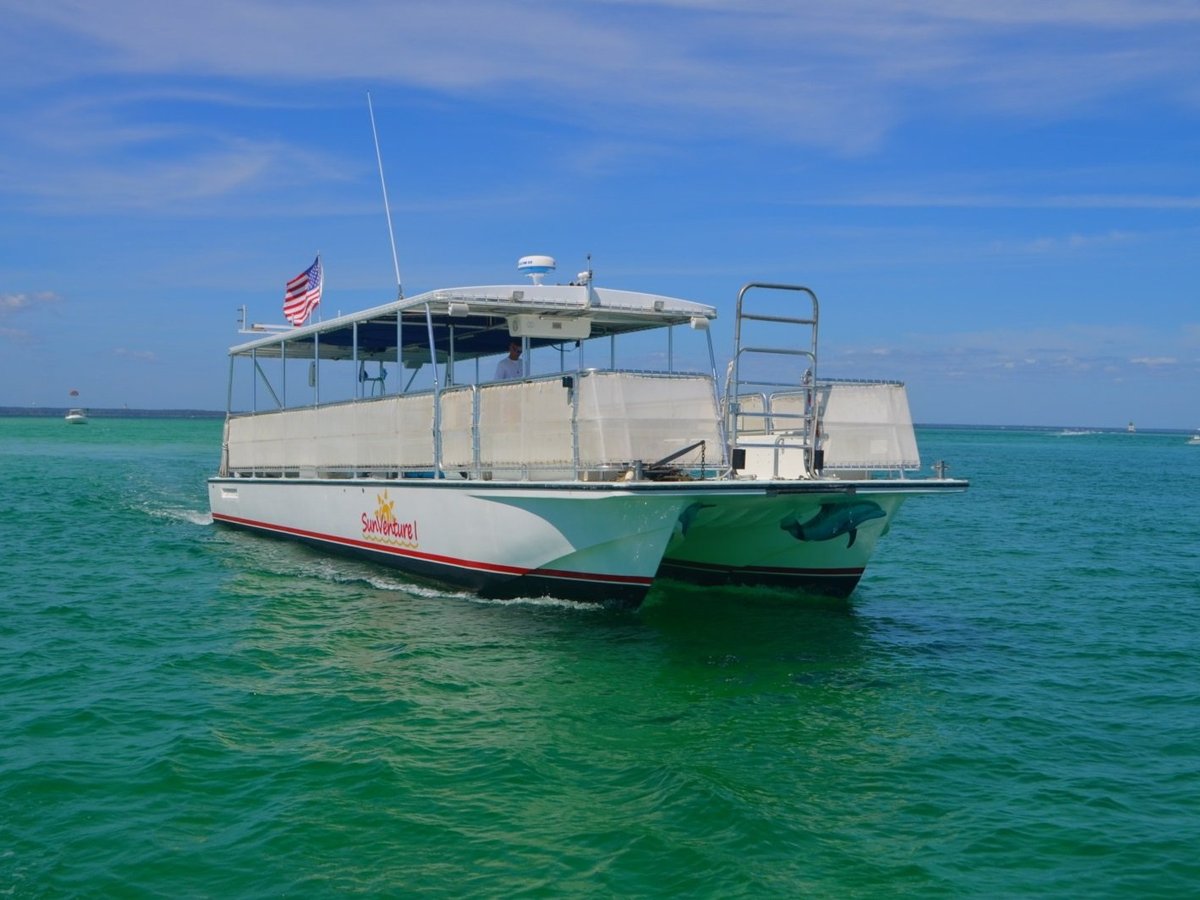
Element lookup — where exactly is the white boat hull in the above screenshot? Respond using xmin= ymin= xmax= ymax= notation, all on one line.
xmin=209 ymin=476 xmax=951 ymax=604
xmin=208 ymin=477 xmax=694 ymax=605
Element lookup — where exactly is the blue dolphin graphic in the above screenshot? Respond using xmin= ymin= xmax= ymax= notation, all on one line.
xmin=780 ymin=501 xmax=887 ymax=548
xmin=677 ymin=502 xmax=715 ymax=537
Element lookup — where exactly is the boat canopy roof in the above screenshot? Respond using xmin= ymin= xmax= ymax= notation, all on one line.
xmin=231 ymin=283 xmax=718 ymax=362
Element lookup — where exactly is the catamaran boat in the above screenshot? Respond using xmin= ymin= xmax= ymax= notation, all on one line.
xmin=208 ymin=257 xmax=968 ymax=606
xmin=64 ymin=408 xmax=89 ymax=424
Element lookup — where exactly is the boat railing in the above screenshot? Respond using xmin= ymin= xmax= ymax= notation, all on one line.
xmin=733 ymin=392 xmax=811 ymax=435
xmin=727 ymin=379 xmax=922 ymax=480
xmin=733 ymin=381 xmax=920 ymax=479
xmin=222 ymin=369 xmax=724 ymax=482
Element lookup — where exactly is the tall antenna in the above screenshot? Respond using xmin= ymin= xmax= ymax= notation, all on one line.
xmin=368 ymin=92 xmax=403 ymax=300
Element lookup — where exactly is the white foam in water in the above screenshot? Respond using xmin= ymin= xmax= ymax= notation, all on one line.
xmin=357 ymin=575 xmax=471 ymax=600
xmin=146 ymin=505 xmax=213 ymax=526
xmin=466 ymin=594 xmax=606 ymax=612
xmin=218 ymin=527 xmax=608 ymax=610
xmin=358 ymin=572 xmax=601 ymax=611
xmin=293 ymin=557 xmax=477 ymax=603
xmin=311 ymin=560 xmax=605 ymax=610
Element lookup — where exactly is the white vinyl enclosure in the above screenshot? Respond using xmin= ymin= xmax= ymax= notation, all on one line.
xmin=220 ymin=283 xmax=727 ymax=481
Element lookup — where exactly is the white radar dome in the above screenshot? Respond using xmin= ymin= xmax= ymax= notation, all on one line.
xmin=517 ymin=255 xmax=556 ymax=285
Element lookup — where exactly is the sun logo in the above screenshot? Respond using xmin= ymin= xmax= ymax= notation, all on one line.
xmin=362 ymin=490 xmax=419 ymax=547
xmin=374 ymin=490 xmax=396 ymax=523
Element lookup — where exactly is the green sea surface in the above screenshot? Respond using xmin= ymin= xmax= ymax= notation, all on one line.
xmin=2 ymin=417 xmax=1198 ymax=897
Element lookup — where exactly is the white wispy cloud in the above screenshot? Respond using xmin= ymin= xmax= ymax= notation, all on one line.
xmin=0 ymin=4 xmax=1192 ymax=278
xmin=114 ymin=347 xmax=158 ymax=362
xmin=0 ymin=88 xmax=354 ymax=213
xmin=0 ymin=291 xmax=61 ymax=314
xmin=14 ymin=141 xmax=326 ymax=213
xmin=818 ymin=193 xmax=1200 ymax=210
xmin=1009 ymin=231 xmax=1139 ymax=254
xmin=5 ymin=0 xmax=1199 ymax=147
xmin=0 ymin=0 xmax=1195 ymax=221
xmin=825 ymin=321 xmax=1200 ymax=382
xmin=0 ymin=327 xmax=33 ymax=343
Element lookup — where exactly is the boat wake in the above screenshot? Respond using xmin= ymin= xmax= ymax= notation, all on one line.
xmin=351 ymin=565 xmax=607 ymax=610
xmin=244 ymin=550 xmax=601 ymax=610
xmin=146 ymin=505 xmax=214 ymax=526
xmin=467 ymin=594 xmax=608 ymax=612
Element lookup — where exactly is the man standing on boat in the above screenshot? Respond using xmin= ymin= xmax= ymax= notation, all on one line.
xmin=495 ymin=340 xmax=523 ymax=380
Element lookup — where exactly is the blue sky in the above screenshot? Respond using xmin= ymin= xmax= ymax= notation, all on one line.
xmin=2 ymin=0 xmax=1198 ymax=427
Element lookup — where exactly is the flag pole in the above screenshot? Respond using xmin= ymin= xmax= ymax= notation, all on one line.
xmin=368 ymin=92 xmax=403 ymax=300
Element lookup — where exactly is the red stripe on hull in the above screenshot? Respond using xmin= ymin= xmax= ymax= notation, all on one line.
xmin=211 ymin=512 xmax=653 ymax=588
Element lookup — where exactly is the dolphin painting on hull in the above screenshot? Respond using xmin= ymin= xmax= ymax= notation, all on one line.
xmin=780 ymin=501 xmax=887 ymax=548
xmin=676 ymin=502 xmax=715 ymax=537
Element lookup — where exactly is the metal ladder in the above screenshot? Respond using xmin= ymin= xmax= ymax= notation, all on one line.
xmin=727 ymin=283 xmax=821 ymax=477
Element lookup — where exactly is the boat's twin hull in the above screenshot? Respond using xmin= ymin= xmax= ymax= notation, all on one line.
xmin=209 ymin=477 xmax=934 ymax=605
xmin=658 ymin=490 xmax=907 ymax=597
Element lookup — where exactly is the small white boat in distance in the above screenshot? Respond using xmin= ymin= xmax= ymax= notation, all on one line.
xmin=209 ymin=257 xmax=968 ymax=606
xmin=1187 ymin=432 xmax=1200 ymax=445
xmin=64 ymin=408 xmax=89 ymax=424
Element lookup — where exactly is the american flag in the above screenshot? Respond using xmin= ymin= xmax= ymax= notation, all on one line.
xmin=283 ymin=256 xmax=323 ymax=326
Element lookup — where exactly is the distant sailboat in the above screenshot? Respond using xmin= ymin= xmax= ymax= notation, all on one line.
xmin=1126 ymin=421 xmax=1136 ymax=434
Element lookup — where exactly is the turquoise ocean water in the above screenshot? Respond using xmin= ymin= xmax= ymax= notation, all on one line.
xmin=2 ymin=416 xmax=1198 ymax=897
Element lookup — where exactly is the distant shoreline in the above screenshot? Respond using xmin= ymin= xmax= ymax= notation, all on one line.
xmin=0 ymin=407 xmax=224 ymax=419
xmin=1 ymin=407 xmax=1193 ymax=434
